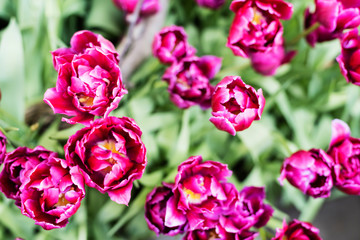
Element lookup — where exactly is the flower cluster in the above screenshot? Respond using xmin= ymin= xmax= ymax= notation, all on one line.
xmin=210 ymin=76 xmax=265 ymax=135
xmin=279 ymin=119 xmax=360 ymax=198
xmin=153 ymin=25 xmax=222 ymax=109
xmin=272 ymin=219 xmax=322 ymax=240
xmin=227 ymin=0 xmax=295 ymax=76
xmin=0 ymin=30 xmax=147 ymax=230
xmin=145 ymin=156 xmax=273 ymax=239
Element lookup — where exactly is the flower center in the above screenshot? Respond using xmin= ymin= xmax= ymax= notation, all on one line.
xmin=252 ymin=8 xmax=264 ymax=25
xmin=183 ymin=187 xmax=202 ymax=204
xmin=99 ymin=140 xmax=118 ymax=154
xmin=54 ymin=193 xmax=71 ymax=207
xmin=78 ymin=95 xmax=94 ymax=107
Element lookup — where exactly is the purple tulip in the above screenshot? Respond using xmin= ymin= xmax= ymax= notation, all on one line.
xmin=209 ymin=76 xmax=265 ymax=135
xmin=0 ymin=146 xmax=57 ymax=206
xmin=145 ymin=182 xmax=187 ymax=236
xmin=152 ymin=25 xmax=196 ymax=65
xmin=327 ymin=119 xmax=360 ymax=195
xmin=20 ymin=157 xmax=85 ymax=230
xmin=64 ymin=116 xmax=147 ymax=205
xmin=305 ymin=0 xmax=360 ymax=46
xmin=337 ymin=29 xmax=360 ymax=86
xmin=279 ymin=149 xmax=334 ymax=198
xmin=272 ymin=219 xmax=322 ymax=240
xmin=165 ymin=156 xmax=232 ymax=231
xmin=44 ymin=30 xmax=127 ymax=125
xmin=162 ymin=56 xmax=221 ymax=109
xmin=195 ymin=0 xmax=225 ymax=9
xmin=0 ymin=131 xmax=6 ymax=164
xmin=112 ymin=0 xmax=160 ymax=17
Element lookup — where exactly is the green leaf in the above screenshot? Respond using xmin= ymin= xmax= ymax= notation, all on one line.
xmin=0 ymin=18 xmax=25 ymax=122
xmin=107 ymin=188 xmax=151 ymax=237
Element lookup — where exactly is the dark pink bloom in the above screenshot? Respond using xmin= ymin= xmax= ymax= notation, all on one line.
xmin=305 ymin=0 xmax=360 ymax=46
xmin=20 ymin=157 xmax=85 ymax=230
xmin=112 ymin=0 xmax=160 ymax=17
xmin=279 ymin=149 xmax=334 ymax=198
xmin=65 ymin=116 xmax=147 ymax=205
xmin=226 ymin=0 xmax=293 ymax=75
xmin=337 ymin=28 xmax=360 ymax=86
xmin=184 ymin=227 xmax=257 ymax=240
xmin=272 ymin=219 xmax=322 ymax=240
xmin=209 ymin=76 xmax=265 ymax=135
xmin=0 ymin=146 xmax=57 ymax=206
xmin=162 ymin=56 xmax=221 ymax=109
xmin=195 ymin=0 xmax=225 ymax=9
xmin=327 ymin=119 xmax=360 ymax=195
xmin=152 ymin=25 xmax=196 ymax=65
xmin=0 ymin=131 xmax=6 ymax=164
xmin=165 ymin=156 xmax=232 ymax=231
xmin=145 ymin=182 xmax=187 ymax=236
xmin=44 ymin=31 xmax=127 ymax=125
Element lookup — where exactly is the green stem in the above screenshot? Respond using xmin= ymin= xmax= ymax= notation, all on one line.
xmin=288 ymin=22 xmax=321 ymax=46
xmin=298 ymin=197 xmax=325 ymax=222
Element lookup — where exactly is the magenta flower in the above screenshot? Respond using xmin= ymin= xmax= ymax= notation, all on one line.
xmin=145 ymin=182 xmax=187 ymax=236
xmin=65 ymin=116 xmax=147 ymax=205
xmin=209 ymin=76 xmax=265 ymax=135
xmin=44 ymin=30 xmax=127 ymax=125
xmin=272 ymin=219 xmax=322 ymax=240
xmin=0 ymin=131 xmax=6 ymax=164
xmin=195 ymin=0 xmax=225 ymax=9
xmin=20 ymin=157 xmax=85 ymax=230
xmin=327 ymin=119 xmax=360 ymax=195
xmin=112 ymin=0 xmax=160 ymax=17
xmin=162 ymin=56 xmax=221 ymax=109
xmin=337 ymin=28 xmax=360 ymax=86
xmin=226 ymin=0 xmax=293 ymax=75
xmin=152 ymin=25 xmax=196 ymax=65
xmin=305 ymin=0 xmax=360 ymax=46
xmin=184 ymin=227 xmax=257 ymax=240
xmin=279 ymin=149 xmax=334 ymax=198
xmin=165 ymin=156 xmax=232 ymax=231
xmin=0 ymin=146 xmax=57 ymax=206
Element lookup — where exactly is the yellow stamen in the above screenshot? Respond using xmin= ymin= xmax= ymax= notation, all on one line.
xmin=183 ymin=188 xmax=201 ymax=203
xmin=252 ymin=8 xmax=264 ymax=25
xmin=78 ymin=95 xmax=94 ymax=107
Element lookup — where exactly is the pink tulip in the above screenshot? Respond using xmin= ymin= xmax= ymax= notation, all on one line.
xmin=210 ymin=76 xmax=265 ymax=135
xmin=20 ymin=157 xmax=85 ymax=230
xmin=65 ymin=116 xmax=147 ymax=205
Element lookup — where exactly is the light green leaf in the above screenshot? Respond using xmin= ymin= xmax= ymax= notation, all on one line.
xmin=0 ymin=18 xmax=25 ymax=123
